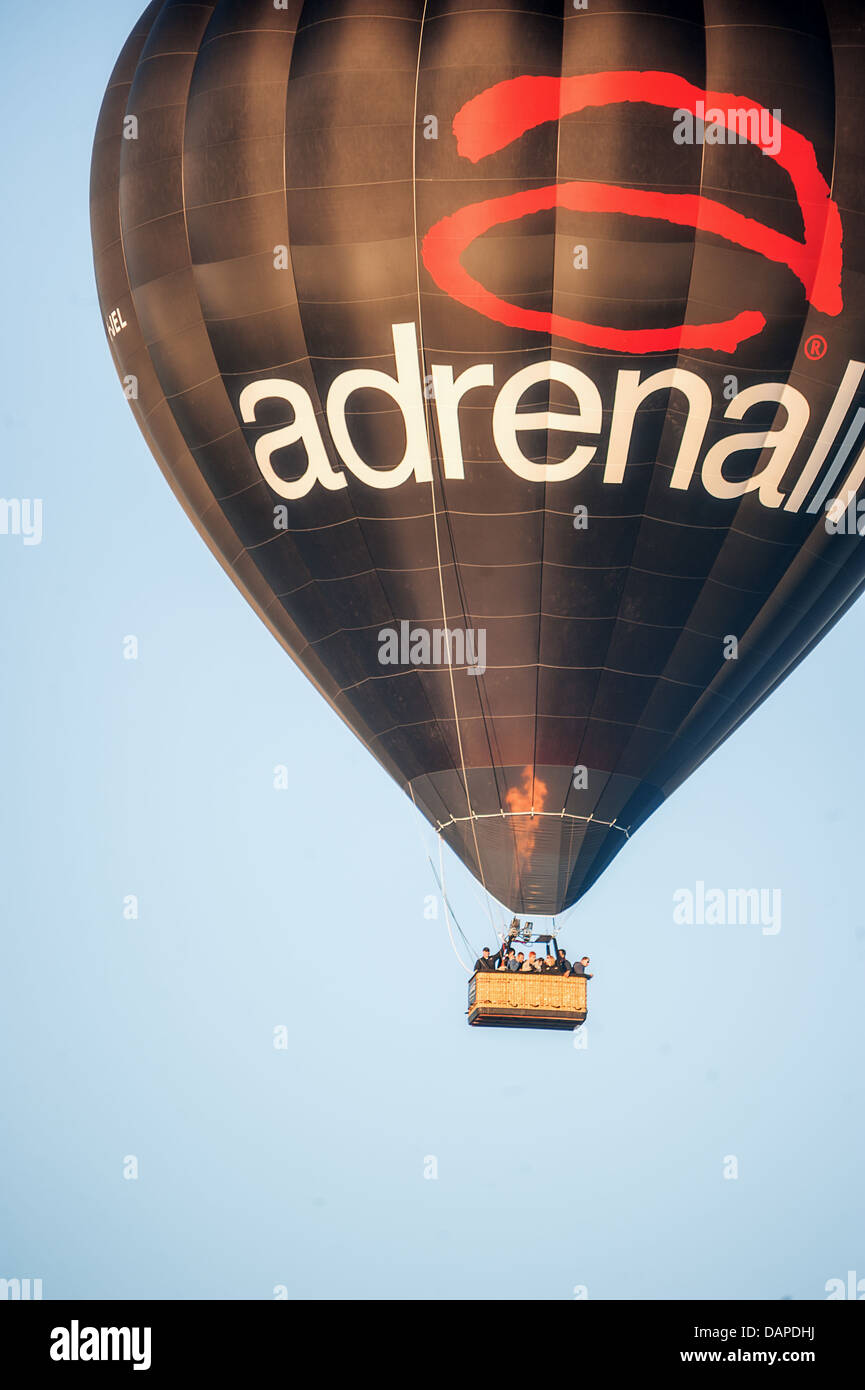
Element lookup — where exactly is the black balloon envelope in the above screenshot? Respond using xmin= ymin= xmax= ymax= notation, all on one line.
xmin=91 ymin=0 xmax=865 ymax=915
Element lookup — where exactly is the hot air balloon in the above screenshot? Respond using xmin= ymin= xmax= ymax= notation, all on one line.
xmin=90 ymin=0 xmax=865 ymax=991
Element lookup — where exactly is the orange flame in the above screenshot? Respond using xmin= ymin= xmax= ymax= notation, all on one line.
xmin=505 ymin=764 xmax=548 ymax=860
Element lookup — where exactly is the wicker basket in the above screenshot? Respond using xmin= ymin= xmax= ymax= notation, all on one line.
xmin=468 ymin=970 xmax=587 ymax=1030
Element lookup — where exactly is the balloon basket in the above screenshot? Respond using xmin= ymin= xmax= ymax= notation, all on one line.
xmin=467 ymin=971 xmax=587 ymax=1031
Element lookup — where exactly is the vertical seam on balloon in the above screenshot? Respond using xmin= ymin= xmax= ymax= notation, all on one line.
xmin=410 ymin=0 xmax=497 ymax=926
xmin=426 ymin=397 xmax=511 ymax=810
xmin=537 ymin=5 xmax=566 ymax=897
xmin=565 ymin=3 xmax=712 ymax=905
xmin=609 ymin=0 xmax=713 ymax=761
xmin=176 ymin=5 xmax=216 ymax=346
xmin=270 ymin=4 xmax=437 ymax=755
xmin=426 ymin=397 xmax=511 ymax=822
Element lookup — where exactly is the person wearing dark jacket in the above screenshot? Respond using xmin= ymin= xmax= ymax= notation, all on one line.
xmin=505 ymin=948 xmax=520 ymax=972
xmin=572 ymin=956 xmax=593 ymax=979
xmin=541 ymin=952 xmax=558 ymax=972
xmin=474 ymin=946 xmax=501 ymax=972
xmin=556 ymin=949 xmax=572 ymax=975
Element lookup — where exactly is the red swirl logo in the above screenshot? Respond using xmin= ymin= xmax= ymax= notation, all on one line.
xmin=421 ymin=72 xmax=843 ymax=354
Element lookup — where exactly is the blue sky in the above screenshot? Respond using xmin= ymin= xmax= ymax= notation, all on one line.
xmin=0 ymin=0 xmax=862 ymax=1300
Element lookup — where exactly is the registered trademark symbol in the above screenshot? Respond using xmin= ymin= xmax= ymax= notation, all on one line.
xmin=805 ymin=334 xmax=828 ymax=360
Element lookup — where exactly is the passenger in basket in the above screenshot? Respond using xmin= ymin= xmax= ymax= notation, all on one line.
xmin=572 ymin=956 xmax=593 ymax=979
xmin=514 ymin=952 xmax=526 ymax=970
xmin=521 ymin=951 xmax=537 ymax=972
xmin=541 ymin=952 xmax=558 ymax=973
xmin=505 ymin=948 xmax=520 ymax=972
xmin=474 ymin=946 xmax=501 ymax=973
xmin=556 ymin=949 xmax=572 ymax=975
